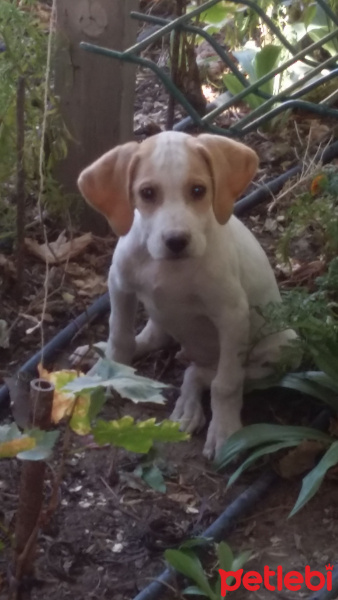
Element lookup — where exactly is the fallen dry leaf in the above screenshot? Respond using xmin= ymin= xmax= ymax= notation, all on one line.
xmin=278 ymin=440 xmax=325 ymax=479
xmin=73 ymin=274 xmax=107 ymax=297
xmin=25 ymin=231 xmax=93 ymax=264
xmin=168 ymin=492 xmax=196 ymax=505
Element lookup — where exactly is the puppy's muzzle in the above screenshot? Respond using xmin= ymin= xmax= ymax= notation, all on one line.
xmin=164 ymin=231 xmax=191 ymax=256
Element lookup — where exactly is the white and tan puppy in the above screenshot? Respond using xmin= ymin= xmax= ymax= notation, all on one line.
xmin=77 ymin=131 xmax=294 ymax=459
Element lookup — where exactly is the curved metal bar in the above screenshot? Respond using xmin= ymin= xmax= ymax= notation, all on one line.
xmin=316 ymin=0 xmax=338 ymax=28
xmin=203 ymin=28 xmax=338 ymax=124
xmin=232 ymin=51 xmax=338 ymax=130
xmin=240 ymin=99 xmax=338 ymax=134
xmin=80 ymin=42 xmax=205 ymax=127
xmin=124 ymin=0 xmax=226 ymax=55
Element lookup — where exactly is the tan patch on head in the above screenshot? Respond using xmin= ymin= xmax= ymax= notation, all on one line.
xmin=193 ymin=134 xmax=258 ymax=224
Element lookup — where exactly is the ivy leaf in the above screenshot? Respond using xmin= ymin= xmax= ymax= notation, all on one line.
xmin=63 ymin=358 xmax=168 ymax=405
xmin=17 ymin=429 xmax=59 ymax=460
xmin=92 ymin=417 xmax=189 ymax=454
xmin=0 ymin=424 xmax=59 ymax=460
xmin=139 ymin=464 xmax=166 ymax=493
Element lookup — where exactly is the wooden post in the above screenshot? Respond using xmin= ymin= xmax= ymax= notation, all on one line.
xmin=55 ymin=0 xmax=138 ymax=233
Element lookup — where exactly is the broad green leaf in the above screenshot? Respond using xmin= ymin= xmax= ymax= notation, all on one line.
xmin=69 ymin=394 xmax=91 ymax=435
xmin=231 ymin=550 xmax=252 ymax=573
xmin=216 ymin=541 xmax=233 ymax=572
xmin=233 ymin=47 xmax=258 ymax=83
xmin=165 ymin=549 xmax=216 ymax=600
xmin=216 ymin=424 xmax=332 ymax=470
xmin=290 ymin=440 xmax=338 ymax=517
xmin=247 ymin=371 xmax=338 ymax=410
xmin=273 ymin=373 xmax=338 ymax=410
xmin=64 ymin=358 xmax=168 ymax=405
xmin=225 ymin=549 xmax=252 ymax=587
xmin=255 ymin=44 xmax=282 ymax=96
xmin=222 ymin=73 xmax=262 ymax=110
xmin=198 ymin=2 xmax=230 ymax=27
xmin=17 ymin=429 xmax=59 ymax=461
xmin=87 ymin=387 xmax=107 ymax=422
xmin=0 ymin=434 xmax=36 ymax=458
xmin=227 ymin=441 xmax=300 ymax=487
xmin=141 ymin=465 xmax=166 ymax=493
xmin=93 ymin=417 xmax=189 ymax=454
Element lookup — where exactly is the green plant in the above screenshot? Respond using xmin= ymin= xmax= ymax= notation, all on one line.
xmin=217 ymin=268 xmax=338 ymax=516
xmin=223 ymin=43 xmax=282 ymax=110
xmin=278 ymin=168 xmax=338 ymax=263
xmin=165 ymin=539 xmax=250 ymax=599
xmin=0 ymin=0 xmax=70 ymax=239
xmin=214 ymin=165 xmax=338 ymax=517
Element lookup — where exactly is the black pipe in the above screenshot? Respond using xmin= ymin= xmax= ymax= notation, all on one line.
xmin=0 ymin=293 xmax=110 ymax=409
xmin=234 ymin=139 xmax=338 ymax=217
xmin=309 ymin=566 xmax=338 ymax=600
xmin=133 ymin=470 xmax=277 ymax=600
xmin=133 ymin=408 xmax=331 ymax=600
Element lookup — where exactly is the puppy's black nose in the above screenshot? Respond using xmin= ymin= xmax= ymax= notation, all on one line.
xmin=165 ymin=234 xmax=190 ymax=254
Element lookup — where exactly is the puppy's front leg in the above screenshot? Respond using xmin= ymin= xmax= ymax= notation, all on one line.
xmin=203 ymin=306 xmax=249 ymax=460
xmin=106 ymin=270 xmax=137 ymax=365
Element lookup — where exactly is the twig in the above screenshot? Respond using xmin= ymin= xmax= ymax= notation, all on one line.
xmin=37 ymin=0 xmax=56 ymax=364
xmin=166 ymin=0 xmax=184 ymax=129
xmin=15 ymin=76 xmax=26 ymax=299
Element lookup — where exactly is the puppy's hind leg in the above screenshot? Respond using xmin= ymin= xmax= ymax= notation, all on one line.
xmin=170 ymin=365 xmax=215 ymax=434
xmin=135 ymin=319 xmax=172 ymax=358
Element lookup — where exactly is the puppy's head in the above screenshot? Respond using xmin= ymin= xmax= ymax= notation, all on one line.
xmin=78 ymin=132 xmax=258 ymax=259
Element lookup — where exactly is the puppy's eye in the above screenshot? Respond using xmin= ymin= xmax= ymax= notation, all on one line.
xmin=191 ymin=185 xmax=206 ymax=200
xmin=140 ymin=187 xmax=156 ymax=203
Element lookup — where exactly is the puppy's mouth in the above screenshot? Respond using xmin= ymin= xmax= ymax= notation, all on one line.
xmin=164 ymin=250 xmax=190 ymax=261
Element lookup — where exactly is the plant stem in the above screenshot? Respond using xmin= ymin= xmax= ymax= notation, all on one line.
xmin=15 ymin=76 xmax=26 ymax=299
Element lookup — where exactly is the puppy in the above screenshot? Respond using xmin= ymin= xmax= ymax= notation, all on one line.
xmin=77 ymin=132 xmax=295 ymax=459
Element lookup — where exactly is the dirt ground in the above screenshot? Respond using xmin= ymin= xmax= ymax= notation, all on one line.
xmin=1 ymin=5 xmax=338 ymax=599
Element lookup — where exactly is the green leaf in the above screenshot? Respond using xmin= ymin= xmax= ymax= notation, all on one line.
xmin=141 ymin=465 xmax=166 ymax=493
xmin=216 ymin=541 xmax=233 ymax=572
xmin=233 ymin=47 xmax=258 ymax=82
xmin=88 ymin=387 xmax=107 ymax=422
xmin=69 ymin=387 xmax=107 ymax=436
xmin=92 ymin=417 xmax=189 ymax=454
xmin=17 ymin=429 xmax=59 ymax=461
xmin=222 ymin=73 xmax=262 ymax=110
xmin=216 ymin=424 xmax=332 ymax=470
xmin=231 ymin=550 xmax=252 ymax=573
xmin=227 ymin=441 xmax=300 ymax=487
xmin=224 ymin=549 xmax=252 ymax=587
xmin=183 ymin=586 xmax=209 ymax=596
xmin=165 ymin=549 xmax=216 ymax=600
xmin=180 ymin=538 xmax=212 ymax=550
xmin=63 ymin=358 xmax=168 ymax=405
xmin=310 ymin=345 xmax=338 ymax=385
xmin=198 ymin=2 xmax=230 ymax=27
xmin=255 ymin=44 xmax=282 ymax=96
xmin=290 ymin=440 xmax=338 ymax=517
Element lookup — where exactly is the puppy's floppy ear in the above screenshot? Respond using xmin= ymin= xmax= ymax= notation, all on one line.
xmin=77 ymin=142 xmax=139 ymax=236
xmin=196 ymin=134 xmax=258 ymax=224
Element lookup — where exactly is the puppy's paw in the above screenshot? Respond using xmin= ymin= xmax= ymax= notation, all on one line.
xmin=170 ymin=397 xmax=206 ymax=434
xmin=203 ymin=419 xmax=241 ymax=460
xmin=69 ymin=344 xmax=91 ymax=366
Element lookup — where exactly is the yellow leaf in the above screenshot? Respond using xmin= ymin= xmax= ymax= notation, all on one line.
xmin=0 ymin=437 xmax=36 ymax=458
xmin=37 ymin=364 xmax=85 ymax=424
